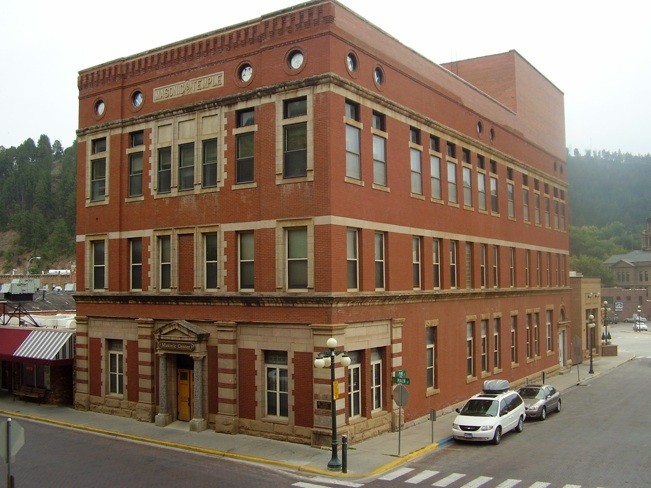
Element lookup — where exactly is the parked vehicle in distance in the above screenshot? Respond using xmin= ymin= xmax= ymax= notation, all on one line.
xmin=633 ymin=322 xmax=648 ymax=331
xmin=452 ymin=379 xmax=525 ymax=445
xmin=605 ymin=314 xmax=619 ymax=325
xmin=624 ymin=315 xmax=648 ymax=323
xmin=517 ymin=384 xmax=561 ymax=420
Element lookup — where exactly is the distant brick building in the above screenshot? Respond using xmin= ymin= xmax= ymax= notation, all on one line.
xmin=75 ymin=0 xmax=569 ymax=445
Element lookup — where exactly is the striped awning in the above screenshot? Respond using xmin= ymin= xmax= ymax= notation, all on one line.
xmin=13 ymin=330 xmax=74 ymax=362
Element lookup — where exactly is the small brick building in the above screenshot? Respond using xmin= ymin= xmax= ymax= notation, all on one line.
xmin=75 ymin=0 xmax=569 ymax=445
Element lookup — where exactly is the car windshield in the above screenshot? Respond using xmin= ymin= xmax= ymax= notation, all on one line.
xmin=460 ymin=398 xmax=499 ymax=417
xmin=519 ymin=387 xmax=544 ymax=399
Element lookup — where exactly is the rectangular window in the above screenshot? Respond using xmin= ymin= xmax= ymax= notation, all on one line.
xmin=202 ymin=138 xmax=218 ymax=188
xmin=92 ymin=240 xmax=105 ymax=290
xmin=430 ymin=135 xmax=440 ymax=152
xmin=410 ymin=148 xmax=422 ymax=194
xmin=477 ymin=172 xmax=487 ymax=211
xmin=534 ymin=193 xmax=541 ymax=225
xmin=534 ymin=312 xmax=540 ymax=357
xmin=537 ymin=251 xmax=542 ymax=287
xmin=128 ymin=152 xmax=143 ymax=197
xmin=526 ymin=313 xmax=533 ymax=359
xmin=511 ymin=316 xmax=518 ymax=364
xmin=370 ymin=349 xmax=382 ymax=411
xmin=373 ymin=135 xmax=387 ymax=186
xmin=374 ymin=232 xmax=385 ymax=290
xmin=426 ymin=327 xmax=436 ymax=389
xmin=481 ymin=319 xmax=488 ymax=373
xmin=493 ymin=318 xmax=502 ymax=370
xmin=450 ymin=240 xmax=458 ymax=288
xmin=130 ymin=238 xmax=142 ymax=290
xmin=412 ymin=236 xmax=421 ymax=289
xmin=178 ymin=143 xmax=195 ymax=191
xmin=432 ymin=238 xmax=441 ymax=288
xmin=347 ymin=229 xmax=359 ymax=290
xmin=523 ymin=188 xmax=530 ymax=222
xmin=348 ymin=352 xmax=362 ymax=418
xmin=480 ymin=244 xmax=487 ymax=288
xmin=92 ymin=137 xmax=107 ymax=154
xmin=204 ymin=232 xmax=218 ymax=289
xmin=462 ymin=166 xmax=472 ymax=206
xmin=546 ymin=310 xmax=553 ymax=352
xmin=159 ymin=236 xmax=171 ymax=290
xmin=346 ymin=124 xmax=361 ymax=180
xmin=287 ymin=227 xmax=308 ymax=289
xmin=108 ymin=339 xmax=124 ymax=395
xmin=490 ymin=176 xmax=499 ymax=213
xmin=239 ymin=231 xmax=254 ymax=290
xmin=525 ymin=250 xmax=531 ymax=287
xmin=493 ymin=246 xmax=500 ymax=288
xmin=466 ymin=322 xmax=475 ymax=377
xmin=283 ymin=97 xmax=308 ymax=178
xmin=91 ymin=158 xmax=106 ymax=201
xmin=447 ymin=161 xmax=457 ymax=204
xmin=510 ymin=247 xmax=516 ymax=287
xmin=130 ymin=131 xmax=144 ymax=147
xmin=430 ymin=155 xmax=441 ymax=200
xmin=157 ymin=147 xmax=172 ymax=193
xmin=236 ymin=109 xmax=255 ymax=184
xmin=372 ymin=111 xmax=385 ymax=131
xmin=446 ymin=142 xmax=456 ymax=158
xmin=265 ymin=351 xmax=288 ymax=418
xmin=465 ymin=242 xmax=472 ymax=289
xmin=507 ymin=182 xmax=515 ymax=218
xmin=410 ymin=127 xmax=421 ymax=144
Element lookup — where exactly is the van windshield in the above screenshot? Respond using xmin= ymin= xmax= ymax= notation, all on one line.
xmin=459 ymin=398 xmax=498 ymax=417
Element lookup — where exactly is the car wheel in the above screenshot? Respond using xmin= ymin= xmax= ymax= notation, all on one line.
xmin=556 ymin=399 xmax=562 ymax=413
xmin=515 ymin=416 xmax=524 ymax=433
xmin=492 ymin=426 xmax=502 ymax=445
xmin=540 ymin=406 xmax=547 ymax=421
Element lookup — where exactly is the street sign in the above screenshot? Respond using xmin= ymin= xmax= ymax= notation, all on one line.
xmin=0 ymin=418 xmax=24 ymax=460
xmin=393 ymin=384 xmax=409 ymax=407
xmin=393 ymin=377 xmax=411 ymax=385
xmin=395 ymin=370 xmax=407 ymax=378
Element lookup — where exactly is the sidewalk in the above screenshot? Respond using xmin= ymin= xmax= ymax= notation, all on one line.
xmin=0 ymin=352 xmax=634 ymax=481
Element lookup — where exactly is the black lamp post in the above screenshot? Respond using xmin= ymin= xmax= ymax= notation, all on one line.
xmin=602 ymin=300 xmax=610 ymax=343
xmin=635 ymin=305 xmax=642 ymax=332
xmin=588 ymin=314 xmax=595 ymax=374
xmin=314 ymin=337 xmax=350 ymax=471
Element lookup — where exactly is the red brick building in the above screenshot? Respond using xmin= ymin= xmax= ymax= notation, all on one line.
xmin=75 ymin=0 xmax=570 ymax=445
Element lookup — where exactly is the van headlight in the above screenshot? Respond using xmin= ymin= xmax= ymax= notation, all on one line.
xmin=479 ymin=424 xmax=494 ymax=431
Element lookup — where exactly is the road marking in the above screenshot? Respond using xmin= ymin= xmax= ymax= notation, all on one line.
xmin=528 ymin=483 xmax=551 ymax=488
xmin=292 ymin=483 xmax=334 ymax=488
xmin=560 ymin=485 xmax=582 ymax=488
xmin=379 ymin=467 xmax=414 ymax=481
xmin=405 ymin=470 xmax=439 ymax=484
xmin=432 ymin=473 xmax=465 ymax=486
xmin=459 ymin=476 xmax=492 ymax=487
xmin=307 ymin=478 xmax=364 ymax=487
xmin=494 ymin=480 xmax=522 ymax=488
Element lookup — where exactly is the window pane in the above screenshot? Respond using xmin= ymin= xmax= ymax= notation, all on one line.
xmin=202 ymin=139 xmax=218 ymax=188
xmin=236 ymin=133 xmax=254 ymax=183
xmin=158 ymin=147 xmax=172 ymax=193
xmin=284 ymin=124 xmax=307 ymax=178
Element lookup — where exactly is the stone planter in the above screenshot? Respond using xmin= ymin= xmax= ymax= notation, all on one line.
xmin=601 ymin=344 xmax=618 ymax=356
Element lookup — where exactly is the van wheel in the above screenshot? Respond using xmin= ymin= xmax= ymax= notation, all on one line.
xmin=492 ymin=426 xmax=502 ymax=445
xmin=515 ymin=416 xmax=524 ymax=433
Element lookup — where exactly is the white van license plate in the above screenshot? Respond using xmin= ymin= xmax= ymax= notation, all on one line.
xmin=464 ymin=433 xmax=473 ymax=438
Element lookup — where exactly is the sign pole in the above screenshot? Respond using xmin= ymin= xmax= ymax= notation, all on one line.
xmin=398 ymin=405 xmax=402 ymax=456
xmin=6 ymin=418 xmax=11 ymax=488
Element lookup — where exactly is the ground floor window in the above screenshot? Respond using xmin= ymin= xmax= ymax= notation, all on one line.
xmin=265 ymin=351 xmax=288 ymax=418
xmin=348 ymin=351 xmax=362 ymax=418
xmin=20 ymin=363 xmax=50 ymax=389
xmin=108 ymin=339 xmax=124 ymax=395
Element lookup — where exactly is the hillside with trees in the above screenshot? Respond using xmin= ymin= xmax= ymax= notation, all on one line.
xmin=0 ymin=136 xmax=650 ymax=283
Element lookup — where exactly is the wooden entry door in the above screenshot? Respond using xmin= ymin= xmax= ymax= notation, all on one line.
xmin=177 ymin=368 xmax=194 ymax=421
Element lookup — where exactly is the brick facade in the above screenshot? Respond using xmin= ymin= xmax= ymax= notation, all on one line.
xmin=75 ymin=0 xmax=569 ymax=445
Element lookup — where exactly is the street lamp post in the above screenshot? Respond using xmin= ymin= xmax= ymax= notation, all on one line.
xmin=314 ymin=337 xmax=351 ymax=471
xmin=635 ymin=305 xmax=642 ymax=332
xmin=25 ymin=256 xmax=41 ymax=276
xmin=588 ymin=314 xmax=596 ymax=374
xmin=602 ymin=301 xmax=611 ymax=343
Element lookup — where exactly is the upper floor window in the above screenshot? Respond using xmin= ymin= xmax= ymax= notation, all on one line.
xmin=431 ymin=154 xmax=441 ymax=200
xmin=236 ymin=109 xmax=255 ymax=184
xmin=157 ymin=147 xmax=172 ymax=194
xmin=286 ymin=227 xmax=308 ymax=290
xmin=159 ymin=235 xmax=172 ymax=290
xmin=202 ymin=139 xmax=218 ymax=188
xmin=204 ymin=232 xmax=218 ymax=290
xmin=462 ymin=166 xmax=472 ymax=207
xmin=283 ymin=97 xmax=308 ymax=178
xmin=178 ymin=143 xmax=195 ymax=191
xmin=410 ymin=148 xmax=422 ymax=195
xmin=447 ymin=161 xmax=458 ymax=204
xmin=432 ymin=238 xmax=441 ymax=288
xmin=91 ymin=240 xmax=106 ymax=290
xmin=374 ymin=232 xmax=385 ymax=290
xmin=347 ymin=229 xmax=359 ymax=290
xmin=130 ymin=131 xmax=144 ymax=147
xmin=128 ymin=152 xmax=143 ymax=197
xmin=91 ymin=158 xmax=106 ymax=202
xmin=130 ymin=238 xmax=142 ymax=291
xmin=450 ymin=240 xmax=458 ymax=288
xmin=239 ymin=231 xmax=254 ymax=291
xmin=412 ymin=236 xmax=422 ymax=290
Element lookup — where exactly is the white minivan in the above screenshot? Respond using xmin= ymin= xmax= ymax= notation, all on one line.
xmin=451 ymin=380 xmax=526 ymax=445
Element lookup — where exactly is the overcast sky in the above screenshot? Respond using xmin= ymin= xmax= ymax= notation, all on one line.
xmin=2 ymin=0 xmax=649 ymax=155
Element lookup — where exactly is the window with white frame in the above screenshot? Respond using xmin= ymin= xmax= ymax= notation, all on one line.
xmin=523 ymin=187 xmax=530 ymax=222
xmin=536 ymin=251 xmax=542 ymax=287
xmin=239 ymin=231 xmax=254 ymax=290
xmin=493 ymin=317 xmax=502 ymax=370
xmin=547 ymin=252 xmax=552 ymax=286
xmin=91 ymin=240 xmax=106 ymax=290
xmin=426 ymin=327 xmax=437 ymax=388
xmin=202 ymin=138 xmax=218 ymax=188
xmin=108 ymin=339 xmax=124 ymax=395
xmin=157 ymin=147 xmax=172 ymax=193
xmin=525 ymin=250 xmax=531 ymax=287
xmin=178 ymin=142 xmax=195 ymax=191
xmin=430 ymin=154 xmax=442 ymax=200
xmin=204 ymin=232 xmax=218 ymax=290
xmin=544 ymin=195 xmax=551 ymax=227
xmin=374 ymin=232 xmax=385 ymax=290
xmin=534 ymin=312 xmax=540 ymax=357
xmin=412 ymin=236 xmax=422 ymax=289
xmin=526 ymin=313 xmax=533 ymax=359
xmin=265 ymin=351 xmax=288 ymax=418
xmin=466 ymin=322 xmax=475 ymax=377
xmin=345 ymin=100 xmax=361 ymax=180
xmin=534 ymin=192 xmax=541 ymax=225
xmin=235 ymin=108 xmax=255 ymax=184
xmin=546 ymin=310 xmax=553 ymax=352
xmin=493 ymin=245 xmax=500 ymax=288
xmin=130 ymin=238 xmax=142 ymax=290
xmin=511 ymin=315 xmax=518 ymax=364
xmin=286 ymin=227 xmax=308 ymax=290
xmin=507 ymin=182 xmax=515 ymax=218
xmin=432 ymin=238 xmax=441 ymax=288
xmin=410 ymin=147 xmax=423 ymax=195
xmin=480 ymin=244 xmax=487 ymax=288
xmin=490 ymin=175 xmax=499 ymax=213
xmin=370 ymin=349 xmax=382 ymax=411
xmin=463 ymin=165 xmax=472 ymax=206
xmin=509 ymin=247 xmax=516 ymax=287
xmin=90 ymin=137 xmax=107 ymax=202
xmin=481 ymin=319 xmax=488 ymax=373
xmin=348 ymin=351 xmax=362 ymax=418
xmin=477 ymin=171 xmax=487 ymax=211
xmin=372 ymin=112 xmax=387 ymax=186
xmin=447 ymin=161 xmax=457 ymax=204
xmin=128 ymin=131 xmax=144 ymax=198
xmin=465 ymin=242 xmax=472 ymax=289
xmin=159 ymin=235 xmax=171 ymax=290
xmin=450 ymin=240 xmax=458 ymax=288
xmin=347 ymin=228 xmax=359 ymax=290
